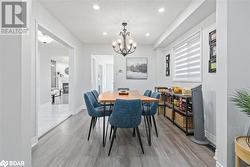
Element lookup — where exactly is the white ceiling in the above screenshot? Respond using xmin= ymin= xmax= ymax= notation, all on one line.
xmin=38 ymin=0 xmax=192 ymax=45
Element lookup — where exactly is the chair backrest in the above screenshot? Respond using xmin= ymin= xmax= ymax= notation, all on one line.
xmin=109 ymin=99 xmax=142 ymax=128
xmin=117 ymin=88 xmax=130 ymax=91
xmin=144 ymin=90 xmax=152 ymax=97
xmin=91 ymin=90 xmax=99 ymax=102
xmin=84 ymin=92 xmax=99 ymax=117
xmin=149 ymin=92 xmax=161 ymax=115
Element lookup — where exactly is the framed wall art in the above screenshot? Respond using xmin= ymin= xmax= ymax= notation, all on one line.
xmin=166 ymin=54 xmax=170 ymax=76
xmin=126 ymin=57 xmax=148 ymax=79
xmin=208 ymin=29 xmax=216 ymax=73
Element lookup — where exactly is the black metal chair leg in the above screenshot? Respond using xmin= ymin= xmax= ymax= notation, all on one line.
xmin=146 ymin=116 xmax=151 ymax=146
xmin=136 ymin=127 xmax=144 ymax=154
xmin=108 ymin=127 xmax=117 ymax=156
xmin=149 ymin=116 xmax=152 ymax=127
xmin=133 ymin=128 xmax=136 ymax=137
xmin=143 ymin=116 xmax=148 ymax=138
xmin=109 ymin=126 xmax=113 ymax=140
xmin=105 ymin=119 xmax=109 ymax=141
xmin=152 ymin=115 xmax=158 ymax=137
xmin=87 ymin=117 xmax=94 ymax=141
xmin=92 ymin=117 xmax=97 ymax=129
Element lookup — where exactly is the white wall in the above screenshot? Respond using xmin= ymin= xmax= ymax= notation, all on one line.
xmin=0 ymin=0 xmax=32 ymax=165
xmin=156 ymin=13 xmax=216 ymax=144
xmin=39 ymin=43 xmax=52 ymax=105
xmin=216 ymin=0 xmax=250 ymax=167
xmin=226 ymin=1 xmax=250 ymax=166
xmin=85 ymin=44 xmax=157 ymax=94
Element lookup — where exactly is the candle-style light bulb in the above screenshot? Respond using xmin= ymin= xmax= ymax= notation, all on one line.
xmin=117 ymin=39 xmax=122 ymax=44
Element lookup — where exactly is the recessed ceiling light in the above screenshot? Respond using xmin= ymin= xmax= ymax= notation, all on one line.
xmin=158 ymin=7 xmax=165 ymax=13
xmin=145 ymin=33 xmax=150 ymax=37
xmin=102 ymin=32 xmax=108 ymax=36
xmin=93 ymin=4 xmax=100 ymax=10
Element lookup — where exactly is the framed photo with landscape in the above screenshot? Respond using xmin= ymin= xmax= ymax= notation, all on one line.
xmin=126 ymin=57 xmax=148 ymax=79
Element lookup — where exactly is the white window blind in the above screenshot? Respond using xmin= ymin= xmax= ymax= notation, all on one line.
xmin=173 ymin=32 xmax=201 ymax=82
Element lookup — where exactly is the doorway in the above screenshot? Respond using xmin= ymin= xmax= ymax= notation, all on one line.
xmin=91 ymin=55 xmax=114 ymax=93
xmin=36 ymin=25 xmax=73 ymax=137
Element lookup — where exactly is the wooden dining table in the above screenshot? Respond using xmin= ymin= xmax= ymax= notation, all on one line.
xmin=98 ymin=91 xmax=159 ymax=147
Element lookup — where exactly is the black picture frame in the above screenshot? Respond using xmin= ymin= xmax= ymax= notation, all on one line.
xmin=209 ymin=58 xmax=216 ymax=73
xmin=208 ymin=29 xmax=216 ymax=73
xmin=166 ymin=54 xmax=170 ymax=76
xmin=209 ymin=30 xmax=216 ymax=45
xmin=210 ymin=43 xmax=216 ymax=60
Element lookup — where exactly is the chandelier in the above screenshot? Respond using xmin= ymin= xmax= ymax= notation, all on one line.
xmin=112 ymin=22 xmax=137 ymax=56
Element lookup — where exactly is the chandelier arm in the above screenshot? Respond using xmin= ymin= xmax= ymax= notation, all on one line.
xmin=113 ymin=47 xmax=122 ymax=54
xmin=127 ymin=44 xmax=133 ymax=53
xmin=128 ymin=48 xmax=136 ymax=55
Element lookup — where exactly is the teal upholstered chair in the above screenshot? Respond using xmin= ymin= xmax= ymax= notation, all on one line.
xmin=144 ymin=90 xmax=152 ymax=97
xmin=142 ymin=92 xmax=160 ymax=137
xmin=84 ymin=92 xmax=111 ymax=141
xmin=91 ymin=90 xmax=99 ymax=102
xmin=108 ymin=99 xmax=144 ymax=156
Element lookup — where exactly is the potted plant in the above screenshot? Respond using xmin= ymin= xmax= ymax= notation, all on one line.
xmin=232 ymin=89 xmax=250 ymax=147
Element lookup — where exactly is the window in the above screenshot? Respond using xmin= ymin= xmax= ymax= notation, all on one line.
xmin=173 ymin=32 xmax=201 ymax=82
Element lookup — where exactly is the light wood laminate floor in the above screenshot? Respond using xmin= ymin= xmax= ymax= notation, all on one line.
xmin=32 ymin=110 xmax=215 ymax=167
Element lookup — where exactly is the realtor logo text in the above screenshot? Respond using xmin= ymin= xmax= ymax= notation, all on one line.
xmin=1 ymin=1 xmax=29 ymax=35
xmin=0 ymin=160 xmax=24 ymax=167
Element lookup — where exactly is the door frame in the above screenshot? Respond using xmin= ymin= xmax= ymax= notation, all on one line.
xmin=34 ymin=21 xmax=75 ymax=139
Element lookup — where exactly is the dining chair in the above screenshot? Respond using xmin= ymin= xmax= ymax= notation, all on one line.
xmin=84 ymin=92 xmax=111 ymax=141
xmin=142 ymin=92 xmax=161 ymax=138
xmin=144 ymin=90 xmax=152 ymax=97
xmin=117 ymin=88 xmax=130 ymax=91
xmin=91 ymin=90 xmax=99 ymax=101
xmin=108 ymin=99 xmax=144 ymax=156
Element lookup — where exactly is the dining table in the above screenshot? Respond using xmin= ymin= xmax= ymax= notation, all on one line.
xmin=98 ymin=90 xmax=159 ymax=147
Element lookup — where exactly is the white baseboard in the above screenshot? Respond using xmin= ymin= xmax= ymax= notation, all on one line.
xmin=216 ymin=161 xmax=224 ymax=167
xmin=31 ymin=136 xmax=38 ymax=148
xmin=73 ymin=105 xmax=86 ymax=115
xmin=205 ymin=130 xmax=216 ymax=145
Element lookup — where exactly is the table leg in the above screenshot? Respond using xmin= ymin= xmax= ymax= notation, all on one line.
xmin=103 ymin=103 xmax=106 ymax=147
xmin=147 ymin=104 xmax=151 ymax=146
xmin=235 ymin=155 xmax=240 ymax=167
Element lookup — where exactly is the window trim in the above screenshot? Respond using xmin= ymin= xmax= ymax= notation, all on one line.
xmin=172 ymin=30 xmax=202 ymax=83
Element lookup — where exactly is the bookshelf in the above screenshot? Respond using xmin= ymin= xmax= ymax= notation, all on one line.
xmin=155 ymin=87 xmax=194 ymax=135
